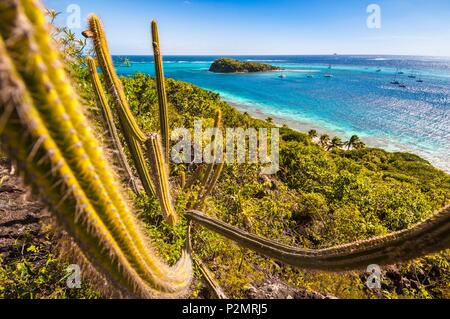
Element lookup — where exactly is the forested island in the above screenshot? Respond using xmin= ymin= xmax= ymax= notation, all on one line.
xmin=209 ymin=58 xmax=282 ymax=73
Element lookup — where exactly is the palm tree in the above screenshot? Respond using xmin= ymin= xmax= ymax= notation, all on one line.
xmin=345 ymin=135 xmax=360 ymax=150
xmin=319 ymin=134 xmax=330 ymax=148
xmin=308 ymin=129 xmax=318 ymax=140
xmin=266 ymin=117 xmax=273 ymax=124
xmin=345 ymin=135 xmax=366 ymax=150
xmin=327 ymin=136 xmax=343 ymax=151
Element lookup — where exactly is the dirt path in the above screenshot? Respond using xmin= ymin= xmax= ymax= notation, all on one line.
xmin=0 ymin=159 xmax=50 ymax=263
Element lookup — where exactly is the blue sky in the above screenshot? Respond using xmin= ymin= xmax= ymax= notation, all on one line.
xmin=43 ymin=0 xmax=450 ymax=56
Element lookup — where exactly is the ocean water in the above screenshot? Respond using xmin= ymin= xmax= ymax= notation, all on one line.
xmin=113 ymin=55 xmax=450 ymax=173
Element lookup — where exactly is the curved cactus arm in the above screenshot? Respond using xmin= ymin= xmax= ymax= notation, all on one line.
xmin=186 ymin=205 xmax=450 ymax=271
xmin=85 ymin=14 xmax=156 ymax=197
xmin=86 ymin=14 xmax=146 ymax=143
xmin=86 ymin=56 xmax=139 ymax=194
xmin=151 ymin=20 xmax=170 ymax=161
xmin=0 ymin=34 xmax=192 ymax=297
xmin=145 ymin=134 xmax=179 ymax=226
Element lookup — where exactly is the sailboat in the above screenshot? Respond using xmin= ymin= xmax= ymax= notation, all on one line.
xmin=408 ymin=70 xmax=416 ymax=79
xmin=390 ymin=68 xmax=400 ymax=85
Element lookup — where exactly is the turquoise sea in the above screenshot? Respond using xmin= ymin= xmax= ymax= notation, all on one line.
xmin=114 ymin=55 xmax=450 ymax=173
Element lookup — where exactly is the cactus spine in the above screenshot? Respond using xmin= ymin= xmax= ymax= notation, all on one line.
xmin=0 ymin=0 xmax=191 ymax=297
xmin=86 ymin=14 xmax=156 ymax=198
xmin=86 ymin=56 xmax=139 ymax=193
xmin=186 ymin=205 xmax=450 ymax=271
xmin=145 ymin=134 xmax=178 ymax=225
xmin=151 ymin=20 xmax=170 ymax=161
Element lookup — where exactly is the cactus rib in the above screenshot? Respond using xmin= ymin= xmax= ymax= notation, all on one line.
xmin=145 ymin=133 xmax=178 ymax=225
xmin=86 ymin=56 xmax=139 ymax=194
xmin=151 ymin=20 xmax=170 ymax=161
xmin=186 ymin=205 xmax=450 ymax=271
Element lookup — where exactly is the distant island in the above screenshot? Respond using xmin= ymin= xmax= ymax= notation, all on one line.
xmin=209 ymin=58 xmax=282 ymax=73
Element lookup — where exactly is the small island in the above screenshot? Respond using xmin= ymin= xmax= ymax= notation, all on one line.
xmin=209 ymin=58 xmax=282 ymax=73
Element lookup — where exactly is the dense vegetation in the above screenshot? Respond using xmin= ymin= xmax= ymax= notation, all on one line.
xmin=69 ymin=66 xmax=450 ymax=298
xmin=209 ymin=58 xmax=282 ymax=73
xmin=1 ymin=7 xmax=449 ymax=299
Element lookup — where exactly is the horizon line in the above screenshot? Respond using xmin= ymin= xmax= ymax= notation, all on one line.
xmin=110 ymin=53 xmax=450 ymax=58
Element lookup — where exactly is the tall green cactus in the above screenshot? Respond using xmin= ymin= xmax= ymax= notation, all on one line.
xmin=86 ymin=56 xmax=139 ymax=194
xmin=151 ymin=20 xmax=170 ymax=161
xmin=186 ymin=206 xmax=450 ymax=271
xmin=0 ymin=0 xmax=191 ymax=297
xmin=145 ymin=134 xmax=178 ymax=225
xmin=85 ymin=14 xmax=156 ymax=198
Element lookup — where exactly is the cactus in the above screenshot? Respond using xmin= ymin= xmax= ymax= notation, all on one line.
xmin=201 ymin=109 xmax=222 ymax=187
xmin=198 ymin=160 xmax=225 ymax=207
xmin=151 ymin=20 xmax=170 ymax=161
xmin=186 ymin=221 xmax=226 ymax=299
xmin=85 ymin=14 xmax=156 ymax=198
xmin=0 ymin=0 xmax=191 ymax=297
xmin=186 ymin=205 xmax=450 ymax=271
xmin=86 ymin=56 xmax=139 ymax=194
xmin=179 ymin=170 xmax=186 ymax=188
xmin=145 ymin=134 xmax=178 ymax=225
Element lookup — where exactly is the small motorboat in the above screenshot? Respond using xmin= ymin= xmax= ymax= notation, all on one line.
xmin=324 ymin=74 xmax=333 ymax=78
xmin=398 ymin=71 xmax=404 ymax=75
xmin=390 ymin=80 xmax=400 ymax=85
xmin=307 ymin=75 xmax=313 ymax=78
xmin=417 ymin=79 xmax=424 ymax=83
xmin=376 ymin=69 xmax=382 ymax=72
xmin=398 ymin=84 xmax=407 ymax=88
xmin=408 ymin=75 xmax=416 ymax=79
xmin=279 ymin=74 xmax=287 ymax=79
